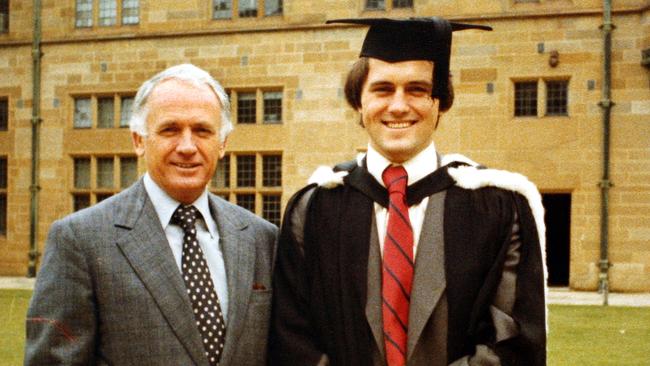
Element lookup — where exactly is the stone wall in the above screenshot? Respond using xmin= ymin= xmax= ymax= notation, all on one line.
xmin=0 ymin=1 xmax=647 ymax=291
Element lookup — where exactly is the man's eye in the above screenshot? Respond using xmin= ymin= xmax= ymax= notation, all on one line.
xmin=158 ymin=126 xmax=178 ymax=135
xmin=408 ymin=86 xmax=431 ymax=95
xmin=371 ymin=86 xmax=393 ymax=94
xmin=195 ymin=127 xmax=215 ymax=136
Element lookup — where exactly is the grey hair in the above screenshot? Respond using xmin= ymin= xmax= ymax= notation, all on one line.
xmin=129 ymin=64 xmax=233 ymax=143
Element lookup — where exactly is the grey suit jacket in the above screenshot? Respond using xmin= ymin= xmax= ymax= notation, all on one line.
xmin=25 ymin=179 xmax=278 ymax=366
xmin=366 ymin=191 xmax=449 ymax=366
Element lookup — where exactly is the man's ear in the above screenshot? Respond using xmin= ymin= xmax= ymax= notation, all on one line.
xmin=357 ymin=106 xmax=366 ymax=128
xmin=132 ymin=132 xmax=145 ymax=157
xmin=434 ymin=112 xmax=443 ymax=130
xmin=218 ymin=137 xmax=227 ymax=159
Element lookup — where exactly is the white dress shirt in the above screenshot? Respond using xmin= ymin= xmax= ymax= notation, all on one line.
xmin=366 ymin=142 xmax=439 ymax=257
xmin=143 ymin=173 xmax=229 ymax=320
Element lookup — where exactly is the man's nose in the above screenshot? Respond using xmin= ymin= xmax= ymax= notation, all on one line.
xmin=177 ymin=129 xmax=198 ymax=154
xmin=388 ymin=90 xmax=409 ymax=115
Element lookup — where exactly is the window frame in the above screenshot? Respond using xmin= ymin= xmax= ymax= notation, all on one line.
xmin=262 ymin=91 xmax=283 ymax=124
xmin=75 ymin=0 xmax=94 ymax=28
xmin=211 ymin=154 xmax=231 ymax=189
xmin=71 ymin=154 xmax=139 ymax=212
xmin=236 ymin=154 xmax=257 ymax=187
xmin=97 ymin=96 xmax=116 ymax=128
xmin=98 ymin=0 xmax=118 ymax=27
xmin=0 ymin=97 xmax=8 ymax=131
xmin=75 ymin=0 xmax=140 ymax=28
xmin=231 ymin=88 xmax=284 ymax=125
xmin=119 ymin=95 xmax=134 ymax=128
xmin=121 ymin=0 xmax=139 ymax=25
xmin=72 ymin=93 xmax=135 ymax=129
xmin=209 ymin=152 xmax=282 ymax=226
xmin=0 ymin=0 xmax=9 ymax=34
xmin=262 ymin=155 xmax=282 ymax=187
xmin=261 ymin=194 xmax=281 ymax=226
xmin=0 ymin=156 xmax=6 ymax=236
xmin=544 ymin=79 xmax=569 ymax=117
xmin=364 ymin=0 xmax=413 ymax=11
xmin=514 ymin=80 xmax=538 ymax=118
xmin=512 ymin=77 xmax=570 ymax=118
xmin=212 ymin=0 xmax=282 ymax=20
xmin=236 ymin=91 xmax=257 ymax=124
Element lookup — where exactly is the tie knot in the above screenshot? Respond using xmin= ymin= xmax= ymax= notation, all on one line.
xmin=382 ymin=165 xmax=408 ymax=194
xmin=171 ymin=205 xmax=200 ymax=232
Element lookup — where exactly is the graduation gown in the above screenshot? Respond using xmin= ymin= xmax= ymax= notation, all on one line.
xmin=269 ymin=156 xmax=546 ymax=366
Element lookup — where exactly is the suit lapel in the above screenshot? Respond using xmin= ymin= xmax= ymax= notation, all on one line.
xmin=365 ymin=217 xmax=385 ymax=363
xmin=113 ymin=180 xmax=208 ymax=366
xmin=208 ymin=196 xmax=253 ymax=365
xmin=407 ymin=190 xmax=447 ymax=360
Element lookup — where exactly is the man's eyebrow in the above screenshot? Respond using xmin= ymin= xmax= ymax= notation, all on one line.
xmin=194 ymin=121 xmax=217 ymax=129
xmin=370 ymin=80 xmax=392 ymax=85
xmin=155 ymin=120 xmax=178 ymax=128
xmin=368 ymin=80 xmax=433 ymax=87
xmin=367 ymin=81 xmax=394 ymax=87
xmin=407 ymin=80 xmax=433 ymax=87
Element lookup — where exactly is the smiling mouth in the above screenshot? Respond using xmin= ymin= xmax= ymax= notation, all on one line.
xmin=383 ymin=121 xmax=415 ymax=129
xmin=173 ymin=163 xmax=200 ymax=169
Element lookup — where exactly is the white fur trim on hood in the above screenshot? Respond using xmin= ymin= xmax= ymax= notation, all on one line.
xmin=445 ymin=162 xmax=546 ymax=279
xmin=444 ymin=155 xmax=548 ymax=330
xmin=308 ymin=166 xmax=348 ymax=189
xmin=307 ymin=153 xmax=365 ymax=189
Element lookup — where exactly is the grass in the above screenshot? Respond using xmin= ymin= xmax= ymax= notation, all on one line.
xmin=1 ymin=290 xmax=649 ymax=365
xmin=0 ymin=290 xmax=31 ymax=366
xmin=548 ymin=304 xmax=650 ymax=366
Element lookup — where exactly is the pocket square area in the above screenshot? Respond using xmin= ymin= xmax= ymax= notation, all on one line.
xmin=252 ymin=283 xmax=266 ymax=290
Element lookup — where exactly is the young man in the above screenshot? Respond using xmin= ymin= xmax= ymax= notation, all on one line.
xmin=25 ymin=64 xmax=277 ymax=366
xmin=270 ymin=18 xmax=546 ymax=366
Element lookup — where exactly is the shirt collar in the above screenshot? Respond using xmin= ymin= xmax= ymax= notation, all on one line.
xmin=366 ymin=142 xmax=438 ymax=187
xmin=143 ymin=173 xmax=216 ymax=237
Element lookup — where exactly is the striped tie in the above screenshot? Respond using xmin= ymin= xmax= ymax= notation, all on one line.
xmin=381 ymin=166 xmax=414 ymax=366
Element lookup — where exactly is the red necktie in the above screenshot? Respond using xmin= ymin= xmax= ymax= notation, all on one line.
xmin=381 ymin=166 xmax=414 ymax=366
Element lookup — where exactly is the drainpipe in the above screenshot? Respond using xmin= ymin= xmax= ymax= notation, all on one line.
xmin=27 ymin=0 xmax=42 ymax=277
xmin=597 ymin=0 xmax=614 ymax=305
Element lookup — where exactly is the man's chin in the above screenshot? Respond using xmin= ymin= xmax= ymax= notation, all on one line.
xmin=378 ymin=146 xmax=419 ymax=163
xmin=166 ymin=180 xmax=208 ymax=203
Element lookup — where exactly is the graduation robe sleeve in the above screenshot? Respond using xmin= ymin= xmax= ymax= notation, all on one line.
xmin=269 ymin=185 xmax=329 ymax=365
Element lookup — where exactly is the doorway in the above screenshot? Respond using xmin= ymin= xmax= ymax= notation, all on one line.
xmin=542 ymin=193 xmax=571 ymax=287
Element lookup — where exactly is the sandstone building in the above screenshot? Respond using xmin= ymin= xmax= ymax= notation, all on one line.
xmin=0 ymin=0 xmax=648 ymax=292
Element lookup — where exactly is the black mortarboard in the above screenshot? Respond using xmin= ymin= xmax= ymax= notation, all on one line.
xmin=326 ymin=17 xmax=492 ymax=97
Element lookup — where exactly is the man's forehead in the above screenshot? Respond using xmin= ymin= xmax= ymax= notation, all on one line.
xmin=366 ymin=58 xmax=435 ymax=80
xmin=151 ymin=78 xmax=208 ymax=94
xmin=148 ymin=78 xmax=219 ymax=104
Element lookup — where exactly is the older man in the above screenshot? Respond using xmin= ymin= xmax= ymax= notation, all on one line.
xmin=25 ymin=64 xmax=277 ymax=366
xmin=270 ymin=18 xmax=546 ymax=366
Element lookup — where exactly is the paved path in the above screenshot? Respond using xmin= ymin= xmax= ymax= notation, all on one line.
xmin=2 ymin=276 xmax=649 ymax=307
xmin=0 ymin=277 xmax=36 ymax=290
xmin=547 ymin=287 xmax=650 ymax=307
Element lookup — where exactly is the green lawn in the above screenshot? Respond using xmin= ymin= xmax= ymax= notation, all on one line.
xmin=548 ymin=304 xmax=650 ymax=366
xmin=2 ymin=290 xmax=649 ymax=365
xmin=0 ymin=290 xmax=31 ymax=366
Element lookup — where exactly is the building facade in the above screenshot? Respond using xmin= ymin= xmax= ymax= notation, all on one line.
xmin=0 ymin=0 xmax=648 ymax=291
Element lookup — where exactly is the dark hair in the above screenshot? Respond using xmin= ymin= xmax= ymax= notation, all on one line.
xmin=343 ymin=57 xmax=454 ymax=114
